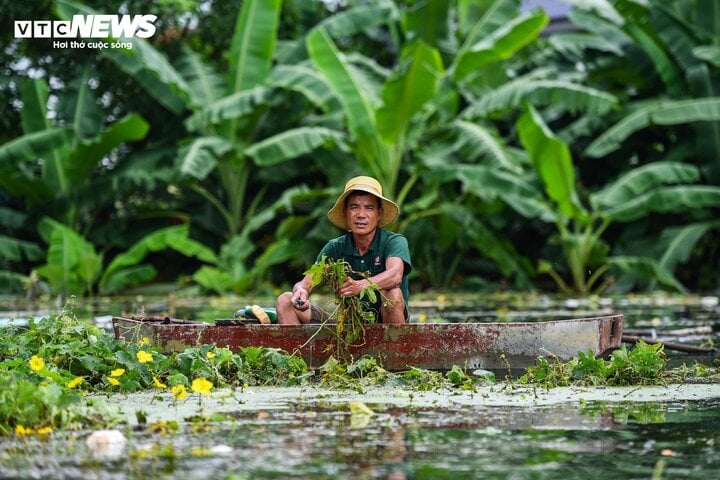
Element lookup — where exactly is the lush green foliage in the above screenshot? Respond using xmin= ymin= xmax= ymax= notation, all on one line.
xmin=0 ymin=308 xmax=496 ymax=436
xmin=2 ymin=0 xmax=720 ymax=296
xmin=519 ymin=340 xmax=669 ymax=387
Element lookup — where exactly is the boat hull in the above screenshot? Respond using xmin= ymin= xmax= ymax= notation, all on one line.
xmin=112 ymin=315 xmax=624 ymax=371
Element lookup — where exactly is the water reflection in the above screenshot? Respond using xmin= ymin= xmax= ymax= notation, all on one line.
xmin=2 ymin=399 xmax=720 ymax=479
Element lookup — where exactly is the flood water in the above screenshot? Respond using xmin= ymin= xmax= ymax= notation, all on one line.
xmin=2 ymin=395 xmax=719 ymax=479
xmin=1 ymin=293 xmax=719 ymax=479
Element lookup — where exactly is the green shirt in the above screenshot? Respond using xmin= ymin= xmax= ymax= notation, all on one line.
xmin=316 ymin=228 xmax=412 ymax=304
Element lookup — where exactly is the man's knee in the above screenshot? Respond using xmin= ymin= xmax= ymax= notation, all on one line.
xmin=380 ymin=287 xmax=407 ymax=324
xmin=277 ymin=291 xmax=293 ymax=307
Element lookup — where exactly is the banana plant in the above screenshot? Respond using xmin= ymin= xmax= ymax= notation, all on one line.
xmin=518 ymin=105 xmax=720 ymax=294
xmin=246 ymin=1 xmax=550 ymax=199
xmin=560 ymin=0 xmax=720 ymax=182
xmin=35 ymin=219 xmax=218 ymax=296
xmin=0 ymin=73 xmax=149 ymax=227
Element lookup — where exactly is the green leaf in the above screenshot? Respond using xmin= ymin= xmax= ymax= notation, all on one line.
xmin=177 ymin=136 xmax=235 ymax=180
xmin=317 ymin=2 xmax=395 ymax=38
xmin=602 ymin=185 xmax=720 ymax=222
xmin=100 ymin=265 xmax=157 ymax=295
xmin=184 ymin=87 xmax=269 ymax=131
xmin=67 ymin=114 xmax=149 ymax=182
xmin=20 ymin=79 xmax=51 ymax=134
xmin=36 ymin=218 xmax=101 ymax=295
xmin=0 ymin=235 xmax=43 ymax=262
xmin=0 ymin=128 xmax=72 ymax=165
xmin=54 ymin=0 xmax=191 ymax=114
xmin=192 ymin=266 xmax=234 ymax=295
xmin=608 ymin=256 xmax=686 ymax=293
xmin=453 ymin=120 xmax=521 ymax=173
xmin=402 ymin=0 xmax=450 ymax=47
xmin=450 ymin=0 xmax=521 ymax=79
xmin=454 ymin=10 xmax=549 ymax=80
xmin=307 ymin=27 xmax=377 ymax=142
xmin=694 ymin=45 xmax=720 ymax=67
xmin=99 ymin=225 xmax=218 ymax=293
xmin=228 ymin=0 xmax=281 ymax=93
xmin=463 ymin=78 xmax=618 ymax=118
xmin=376 ymin=41 xmax=444 ymax=144
xmin=586 ymin=99 xmax=720 ymax=157
xmin=268 ymin=65 xmax=335 ymax=111
xmin=174 ymin=45 xmax=225 ymax=108
xmin=656 ymin=222 xmax=719 ymax=275
xmin=590 ymin=162 xmax=700 ymax=210
xmin=246 ymin=127 xmax=347 ymax=166
xmin=517 ymin=106 xmax=584 ymax=220
xmin=61 ymin=67 xmax=103 ymax=142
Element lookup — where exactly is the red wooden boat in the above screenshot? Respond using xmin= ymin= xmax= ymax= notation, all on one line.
xmin=112 ymin=314 xmax=623 ymax=371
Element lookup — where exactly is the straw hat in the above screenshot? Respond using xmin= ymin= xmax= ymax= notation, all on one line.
xmin=327 ymin=176 xmax=399 ymax=230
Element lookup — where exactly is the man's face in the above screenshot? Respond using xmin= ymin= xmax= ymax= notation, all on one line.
xmin=344 ymin=193 xmax=381 ymax=236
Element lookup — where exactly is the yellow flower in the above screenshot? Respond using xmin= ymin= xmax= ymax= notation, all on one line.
xmin=110 ymin=368 xmax=125 ymax=377
xmin=171 ymin=384 xmax=187 ymax=400
xmin=191 ymin=378 xmax=213 ymax=395
xmin=67 ymin=377 xmax=84 ymax=388
xmin=15 ymin=424 xmax=33 ymax=436
xmin=140 ymin=337 xmax=151 ymax=345
xmin=36 ymin=427 xmax=53 ymax=436
xmin=107 ymin=377 xmax=120 ymax=386
xmin=136 ymin=351 xmax=153 ymax=364
xmin=29 ymin=355 xmax=45 ymax=372
xmin=206 ymin=351 xmax=215 ymax=359
xmin=153 ymin=376 xmax=167 ymax=389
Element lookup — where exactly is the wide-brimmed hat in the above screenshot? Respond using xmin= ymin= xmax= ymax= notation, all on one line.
xmin=327 ymin=176 xmax=399 ymax=230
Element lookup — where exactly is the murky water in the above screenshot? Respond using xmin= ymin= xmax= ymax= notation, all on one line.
xmin=2 ymin=396 xmax=719 ymax=479
xmin=1 ymin=293 xmax=719 ymax=479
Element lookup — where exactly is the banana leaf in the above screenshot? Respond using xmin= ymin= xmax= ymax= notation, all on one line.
xmin=177 ymin=136 xmax=235 ymax=180
xmin=454 ymin=10 xmax=548 ymax=81
xmin=463 ymin=78 xmax=618 ymax=118
xmin=376 ymin=41 xmax=444 ymax=144
xmin=590 ymin=161 xmax=699 ymax=210
xmin=586 ymin=98 xmax=720 ymax=157
xmin=228 ymin=0 xmax=281 ymax=93
xmin=307 ymin=27 xmax=378 ymax=142
xmin=184 ymin=87 xmax=269 ymax=132
xmin=246 ymin=127 xmax=348 ymax=166
xmin=517 ymin=106 xmax=586 ymax=220
xmin=602 ymin=185 xmax=720 ymax=222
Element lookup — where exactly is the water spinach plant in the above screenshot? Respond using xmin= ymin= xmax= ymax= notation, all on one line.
xmin=304 ymin=255 xmax=382 ymax=356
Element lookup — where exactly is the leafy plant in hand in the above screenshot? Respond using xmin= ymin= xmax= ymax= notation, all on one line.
xmin=304 ymin=255 xmax=382 ymax=357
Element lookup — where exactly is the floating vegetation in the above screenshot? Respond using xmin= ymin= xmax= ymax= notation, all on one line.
xmin=0 ymin=307 xmax=495 ymax=437
xmin=517 ymin=340 xmax=720 ymax=388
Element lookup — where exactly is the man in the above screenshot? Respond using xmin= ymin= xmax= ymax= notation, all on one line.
xmin=276 ymin=176 xmax=412 ymax=325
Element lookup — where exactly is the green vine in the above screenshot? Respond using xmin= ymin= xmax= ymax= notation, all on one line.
xmin=304 ymin=255 xmax=382 ymax=356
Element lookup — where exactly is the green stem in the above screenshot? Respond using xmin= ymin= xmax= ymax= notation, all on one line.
xmin=189 ymin=183 xmax=235 ymax=233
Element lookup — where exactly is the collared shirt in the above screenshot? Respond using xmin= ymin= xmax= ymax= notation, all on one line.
xmin=316 ymin=228 xmax=412 ymax=304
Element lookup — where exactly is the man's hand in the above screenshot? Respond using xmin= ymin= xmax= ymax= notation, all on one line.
xmin=338 ymin=278 xmax=369 ymax=298
xmin=291 ymin=287 xmax=310 ymax=311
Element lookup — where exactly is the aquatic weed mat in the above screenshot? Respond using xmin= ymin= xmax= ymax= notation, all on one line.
xmin=2 ymin=391 xmax=720 ymax=480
